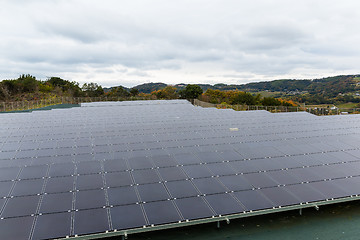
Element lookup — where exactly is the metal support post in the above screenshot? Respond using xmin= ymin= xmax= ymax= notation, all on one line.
xmin=299 ymin=208 xmax=302 ymax=215
xmin=314 ymin=205 xmax=319 ymax=211
xmin=217 ymin=221 xmax=220 ymax=229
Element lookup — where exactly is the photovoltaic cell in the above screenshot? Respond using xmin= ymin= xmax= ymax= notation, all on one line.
xmin=105 ymin=172 xmax=132 ymax=187
xmin=137 ymin=183 xmax=169 ymax=202
xmin=1 ymin=195 xmax=40 ymax=218
xmin=76 ymin=174 xmax=103 ymax=190
xmin=332 ymin=177 xmax=360 ymax=196
xmin=108 ymin=186 xmax=138 ymax=206
xmin=40 ymin=192 xmax=73 ymax=213
xmin=132 ymin=169 xmax=160 ymax=185
xmin=75 ymin=189 xmax=106 ymax=210
xmin=49 ymin=163 xmax=75 ymax=177
xmin=165 ymin=180 xmax=199 ymax=198
xmin=74 ymin=208 xmax=109 ymax=236
xmin=175 ymin=197 xmax=213 ymax=220
xmin=205 ymin=193 xmax=245 ymax=215
xmin=173 ymin=153 xmax=201 ymax=165
xmin=285 ymin=184 xmax=326 ymax=203
xmin=0 ymin=167 xmax=20 ymax=181
xmin=76 ymin=161 xmax=102 ymax=174
xmin=157 ymin=167 xmax=187 ymax=181
xmin=206 ymin=162 xmax=236 ymax=176
xmin=151 ymin=155 xmax=178 ymax=167
xmin=243 ymin=172 xmax=279 ymax=188
xmin=308 ymin=181 xmax=349 ymax=199
xmin=143 ymin=200 xmax=181 ymax=225
xmin=182 ymin=165 xmax=213 ymax=178
xmin=266 ymin=170 xmax=301 ymax=185
xmin=1 ymin=100 xmax=360 ymax=239
xmin=233 ymin=190 xmax=274 ymax=211
xmin=12 ymin=179 xmax=44 ymax=196
xmin=45 ymin=176 xmax=75 ymax=193
xmin=218 ymin=175 xmax=253 ymax=192
xmin=103 ymin=159 xmax=128 ymax=172
xmin=259 ymin=187 xmax=300 ymax=207
xmin=19 ymin=165 xmax=48 ymax=179
xmin=110 ymin=204 xmax=146 ymax=230
xmin=0 ymin=216 xmax=34 ymax=240
xmin=192 ymin=178 xmax=227 ymax=195
xmin=128 ymin=156 xmax=153 ymax=169
xmin=0 ymin=181 xmax=13 ymax=198
xmin=32 ymin=212 xmax=72 ymax=239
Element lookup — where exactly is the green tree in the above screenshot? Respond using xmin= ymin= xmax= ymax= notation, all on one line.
xmin=232 ymin=92 xmax=258 ymax=105
xmin=109 ymin=86 xmax=130 ymax=98
xmin=130 ymin=88 xmax=139 ymax=97
xmin=82 ymin=82 xmax=104 ymax=97
xmin=18 ymin=74 xmax=38 ymax=92
xmin=261 ymin=97 xmax=282 ymax=106
xmin=179 ymin=84 xmax=203 ymax=99
xmin=46 ymin=77 xmax=82 ymax=96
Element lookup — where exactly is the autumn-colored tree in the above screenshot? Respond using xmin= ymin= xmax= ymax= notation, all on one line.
xmin=202 ymin=89 xmax=298 ymax=106
xmin=151 ymin=86 xmax=178 ymax=99
xmin=202 ymin=89 xmax=260 ymax=105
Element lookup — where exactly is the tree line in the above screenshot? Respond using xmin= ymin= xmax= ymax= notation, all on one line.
xmin=0 ymin=74 xmax=296 ymax=106
xmin=200 ymin=89 xmax=297 ymax=106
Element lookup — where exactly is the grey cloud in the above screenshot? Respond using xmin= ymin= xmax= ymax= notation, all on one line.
xmin=0 ymin=0 xmax=360 ymax=86
xmin=127 ymin=70 xmax=151 ymax=77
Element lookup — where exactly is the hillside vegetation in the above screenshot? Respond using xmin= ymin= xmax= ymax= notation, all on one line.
xmin=130 ymin=75 xmax=360 ymax=105
xmin=1 ymin=74 xmax=360 ymax=105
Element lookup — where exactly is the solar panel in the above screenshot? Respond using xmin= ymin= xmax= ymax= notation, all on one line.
xmin=1 ymin=99 xmax=360 ymax=239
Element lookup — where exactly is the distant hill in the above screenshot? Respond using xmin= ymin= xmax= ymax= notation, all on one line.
xmin=128 ymin=75 xmax=360 ymax=96
xmin=103 ymin=85 xmax=129 ymax=93
xmin=133 ymin=82 xmax=167 ymax=94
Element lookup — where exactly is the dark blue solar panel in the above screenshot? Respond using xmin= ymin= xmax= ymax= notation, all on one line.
xmin=1 ymin=100 xmax=360 ymax=239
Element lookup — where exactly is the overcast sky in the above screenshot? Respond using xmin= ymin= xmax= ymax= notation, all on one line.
xmin=1 ymin=0 xmax=359 ymax=87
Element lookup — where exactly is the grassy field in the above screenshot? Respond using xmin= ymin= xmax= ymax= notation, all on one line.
xmin=306 ymin=104 xmax=336 ymax=108
xmin=336 ymin=102 xmax=358 ymax=109
xmin=306 ymin=103 xmax=359 ymax=109
xmin=249 ymin=91 xmax=283 ymax=98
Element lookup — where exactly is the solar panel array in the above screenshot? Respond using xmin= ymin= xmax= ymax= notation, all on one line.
xmin=1 ymin=100 xmax=360 ymax=239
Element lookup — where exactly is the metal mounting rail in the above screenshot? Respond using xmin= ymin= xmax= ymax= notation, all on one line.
xmin=67 ymin=195 xmax=360 ymax=240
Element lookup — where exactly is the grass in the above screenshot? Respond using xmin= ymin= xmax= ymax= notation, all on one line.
xmin=249 ymin=91 xmax=283 ymax=98
xmin=306 ymin=104 xmax=335 ymax=108
xmin=336 ymin=102 xmax=358 ymax=109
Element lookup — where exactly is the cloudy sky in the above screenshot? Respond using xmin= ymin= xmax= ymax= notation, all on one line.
xmin=1 ymin=0 xmax=359 ymax=87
